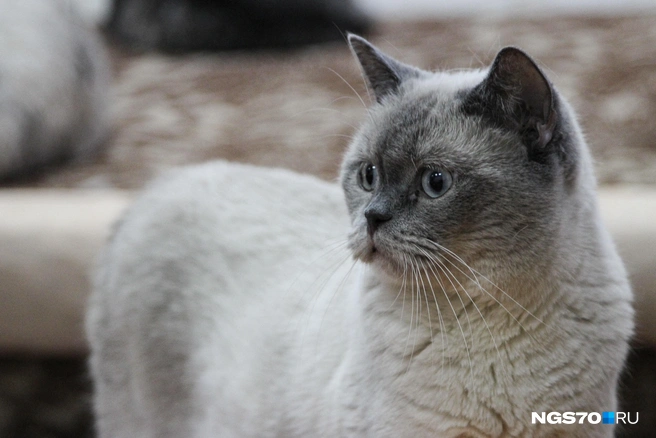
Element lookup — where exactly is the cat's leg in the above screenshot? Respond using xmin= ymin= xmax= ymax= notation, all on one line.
xmin=88 ymin=244 xmax=195 ymax=437
xmin=110 ymin=258 xmax=243 ymax=438
xmin=87 ymin=289 xmax=149 ymax=438
xmin=91 ymin=325 xmax=208 ymax=438
xmin=128 ymin=325 xmax=198 ymax=437
xmin=90 ymin=340 xmax=149 ymax=437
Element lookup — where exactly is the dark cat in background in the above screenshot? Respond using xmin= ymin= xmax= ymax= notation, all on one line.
xmin=106 ymin=0 xmax=371 ymax=52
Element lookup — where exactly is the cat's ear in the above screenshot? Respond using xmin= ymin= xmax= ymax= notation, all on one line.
xmin=467 ymin=47 xmax=557 ymax=149
xmin=348 ymin=34 xmax=423 ymax=104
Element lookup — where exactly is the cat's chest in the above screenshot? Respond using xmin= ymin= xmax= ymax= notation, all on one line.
xmin=349 ymin=350 xmax=534 ymax=438
xmin=350 ymin=285 xmax=550 ymax=436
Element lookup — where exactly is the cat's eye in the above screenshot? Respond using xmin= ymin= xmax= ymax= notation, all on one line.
xmin=421 ymin=168 xmax=452 ymax=198
xmin=359 ymin=163 xmax=377 ymax=192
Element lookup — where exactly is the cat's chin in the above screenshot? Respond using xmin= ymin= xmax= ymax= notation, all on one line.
xmin=348 ymin=231 xmax=409 ymax=281
xmin=351 ymin=239 xmax=406 ymax=280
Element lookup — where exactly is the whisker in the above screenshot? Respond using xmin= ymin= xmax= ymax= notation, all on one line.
xmin=429 ymin=240 xmax=546 ymax=325
xmin=328 ymin=95 xmax=368 ymax=106
xmin=413 ymin=247 xmax=474 ymax=386
xmin=421 ymin=250 xmax=472 ymax=349
xmin=418 ymin=256 xmax=475 ymax=390
xmin=402 ymin=257 xmax=418 ymax=364
xmin=419 ymin=258 xmax=447 ymax=372
xmin=419 ymin=258 xmax=445 ymax=368
xmin=282 ymin=238 xmax=349 ymax=304
xmin=313 ymin=133 xmax=357 ymax=142
xmin=416 ymin=259 xmax=434 ymax=347
xmin=403 ymin=257 xmax=424 ymax=377
xmin=322 ymin=67 xmax=371 ymax=118
xmin=425 ymin=239 xmax=560 ymax=351
xmin=387 ymin=253 xmax=408 ymax=311
xmin=427 ymin=239 xmax=547 ymax=327
xmin=418 ymin=247 xmax=508 ymax=380
xmin=399 ymin=257 xmax=408 ymax=346
xmin=297 ymin=250 xmax=353 ymax=353
xmin=317 ymin=259 xmax=358 ymax=345
xmin=441 ymin=252 xmax=554 ymax=354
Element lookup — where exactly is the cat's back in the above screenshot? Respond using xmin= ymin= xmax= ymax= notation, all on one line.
xmin=88 ymin=161 xmax=352 ymax=437
xmin=91 ymin=160 xmax=349 ymax=343
xmin=102 ymin=159 xmax=347 ymax=279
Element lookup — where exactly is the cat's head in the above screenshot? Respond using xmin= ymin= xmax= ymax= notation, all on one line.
xmin=341 ymin=35 xmax=588 ymax=281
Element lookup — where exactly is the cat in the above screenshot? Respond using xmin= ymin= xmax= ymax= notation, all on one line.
xmin=0 ymin=0 xmax=108 ymax=181
xmin=105 ymin=0 xmax=371 ymax=52
xmin=86 ymin=35 xmax=634 ymax=437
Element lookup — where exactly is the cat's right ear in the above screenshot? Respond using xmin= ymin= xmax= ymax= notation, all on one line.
xmin=464 ymin=47 xmax=557 ymax=151
xmin=348 ymin=34 xmax=423 ymax=104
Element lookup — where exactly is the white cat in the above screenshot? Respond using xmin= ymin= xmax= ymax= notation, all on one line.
xmin=0 ymin=0 xmax=108 ymax=180
xmin=87 ymin=35 xmax=633 ymax=437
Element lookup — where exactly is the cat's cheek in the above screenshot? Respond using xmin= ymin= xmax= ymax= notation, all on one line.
xmin=348 ymin=227 xmax=374 ymax=262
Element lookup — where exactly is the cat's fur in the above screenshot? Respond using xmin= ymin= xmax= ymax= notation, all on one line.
xmin=87 ymin=36 xmax=634 ymax=437
xmin=0 ymin=0 xmax=108 ymax=181
xmin=106 ymin=0 xmax=370 ymax=52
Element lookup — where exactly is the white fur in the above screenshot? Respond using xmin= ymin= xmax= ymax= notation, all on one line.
xmin=88 ymin=156 xmax=633 ymax=437
xmin=0 ymin=0 xmax=108 ymax=178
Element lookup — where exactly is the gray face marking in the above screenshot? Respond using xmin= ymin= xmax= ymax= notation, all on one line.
xmin=342 ymin=36 xmax=577 ymax=277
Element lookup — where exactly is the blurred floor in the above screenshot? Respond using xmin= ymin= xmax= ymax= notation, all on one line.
xmin=0 ymin=357 xmax=93 ymax=438
xmin=617 ymin=346 xmax=656 ymax=437
xmin=0 ymin=345 xmax=653 ymax=437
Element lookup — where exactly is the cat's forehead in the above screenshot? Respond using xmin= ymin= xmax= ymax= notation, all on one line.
xmin=360 ymin=71 xmax=489 ymax=165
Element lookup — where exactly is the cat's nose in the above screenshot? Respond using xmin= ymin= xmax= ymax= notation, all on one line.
xmin=365 ymin=207 xmax=392 ymax=236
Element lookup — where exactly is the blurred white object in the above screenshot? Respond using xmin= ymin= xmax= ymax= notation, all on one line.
xmin=599 ymin=187 xmax=656 ymax=347
xmin=0 ymin=0 xmax=109 ymax=180
xmin=70 ymin=0 xmax=112 ymax=25
xmin=0 ymin=190 xmax=132 ymax=354
xmin=0 ymin=185 xmax=654 ymax=353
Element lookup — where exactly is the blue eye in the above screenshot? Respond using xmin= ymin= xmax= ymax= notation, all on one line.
xmin=359 ymin=163 xmax=377 ymax=191
xmin=421 ymin=168 xmax=452 ymax=198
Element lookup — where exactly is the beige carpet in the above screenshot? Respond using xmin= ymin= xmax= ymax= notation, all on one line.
xmin=15 ymin=16 xmax=656 ymax=190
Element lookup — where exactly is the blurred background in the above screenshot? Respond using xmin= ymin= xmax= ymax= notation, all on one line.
xmin=1 ymin=0 xmax=655 ymax=436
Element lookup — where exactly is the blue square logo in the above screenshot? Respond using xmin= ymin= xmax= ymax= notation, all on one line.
xmin=602 ymin=411 xmax=615 ymax=424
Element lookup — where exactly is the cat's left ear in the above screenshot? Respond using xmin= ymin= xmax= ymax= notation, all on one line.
xmin=348 ymin=34 xmax=424 ymax=104
xmin=466 ymin=47 xmax=557 ymax=149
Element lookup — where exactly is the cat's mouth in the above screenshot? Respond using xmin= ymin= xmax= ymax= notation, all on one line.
xmin=367 ymin=235 xmax=388 ymax=259
xmin=357 ymin=236 xmax=407 ymax=276
xmin=350 ymin=230 xmax=405 ymax=275
xmin=349 ymin=232 xmax=381 ymax=263
xmin=357 ymin=239 xmax=378 ymax=263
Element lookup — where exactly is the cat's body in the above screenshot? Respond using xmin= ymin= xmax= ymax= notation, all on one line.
xmin=88 ymin=36 xmax=633 ymax=437
xmin=0 ymin=0 xmax=108 ymax=181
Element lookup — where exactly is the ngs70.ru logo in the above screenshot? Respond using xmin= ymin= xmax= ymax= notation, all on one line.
xmin=532 ymin=411 xmax=638 ymax=425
